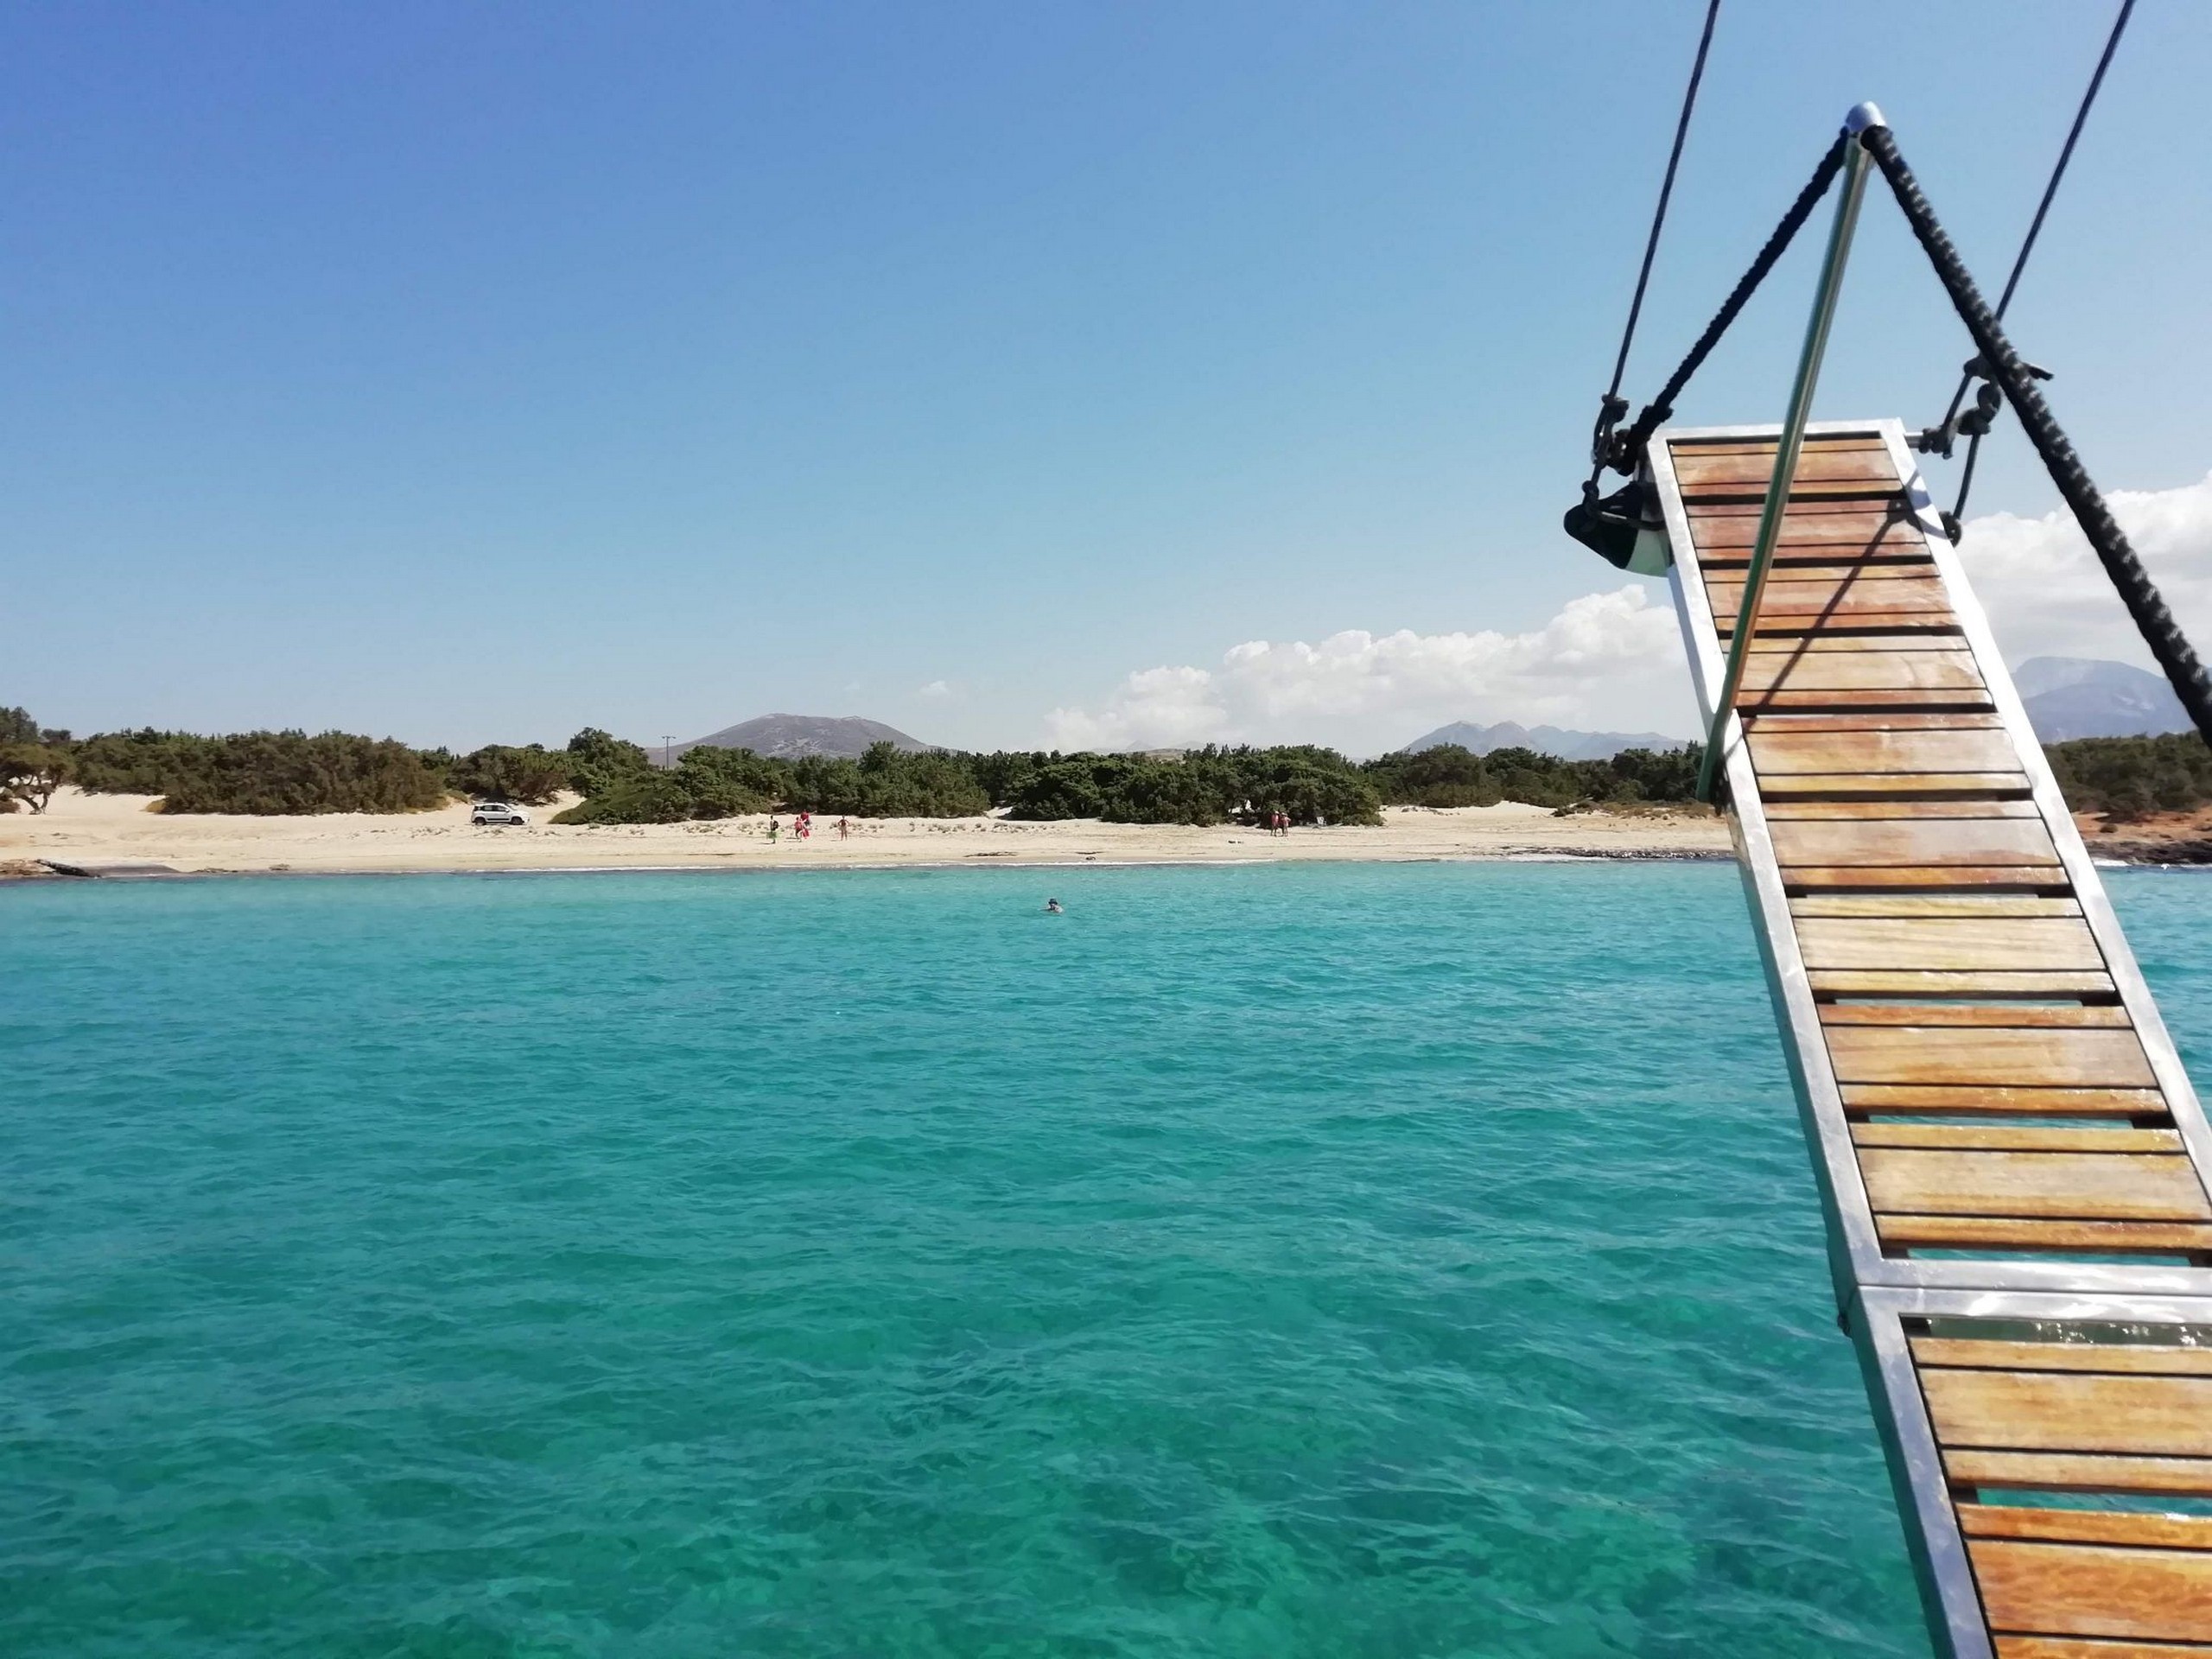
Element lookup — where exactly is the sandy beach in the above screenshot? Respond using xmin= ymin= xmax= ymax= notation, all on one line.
xmin=0 ymin=788 xmax=1734 ymax=878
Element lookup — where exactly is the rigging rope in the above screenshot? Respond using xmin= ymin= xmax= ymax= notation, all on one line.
xmin=1861 ymin=120 xmax=2212 ymax=751
xmin=1923 ymin=0 xmax=2135 ymax=524
xmin=1588 ymin=0 xmax=1722 ymax=479
xmin=1562 ymin=6 xmax=2204 ymax=747
xmin=1564 ymin=131 xmax=1847 ymax=568
xmin=1610 ymin=131 xmax=1847 ymax=476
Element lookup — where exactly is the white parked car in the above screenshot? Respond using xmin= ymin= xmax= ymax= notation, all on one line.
xmin=470 ymin=801 xmax=528 ymax=826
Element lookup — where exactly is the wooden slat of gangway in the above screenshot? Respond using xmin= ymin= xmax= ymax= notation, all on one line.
xmin=1646 ymin=421 xmax=2212 ymax=1659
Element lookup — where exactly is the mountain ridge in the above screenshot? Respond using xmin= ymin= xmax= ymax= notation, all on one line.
xmin=2014 ymin=657 xmax=2191 ymax=742
xmin=668 ymin=714 xmax=932 ymax=762
xmin=1402 ymin=720 xmax=1688 ymax=761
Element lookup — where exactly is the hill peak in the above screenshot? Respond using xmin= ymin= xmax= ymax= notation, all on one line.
xmin=2013 ymin=657 xmax=2190 ymax=741
xmin=670 ymin=714 xmax=932 ymax=762
xmin=1402 ymin=720 xmax=1688 ymax=761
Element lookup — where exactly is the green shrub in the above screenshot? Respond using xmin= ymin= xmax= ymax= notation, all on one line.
xmin=450 ymin=744 xmax=570 ymax=805
xmin=151 ymin=732 xmax=449 ymax=815
xmin=2047 ymin=734 xmax=2212 ymax=818
xmin=68 ymin=728 xmax=448 ymax=813
xmin=676 ymin=746 xmax=786 ymax=814
xmin=550 ymin=773 xmax=704 ymax=823
xmin=784 ymin=743 xmax=989 ymax=817
xmin=550 ymin=745 xmax=789 ymax=822
xmin=1357 ymin=742 xmax=1700 ymax=810
xmin=71 ymin=728 xmax=219 ymax=795
xmin=991 ymin=747 xmax=1382 ymax=826
xmin=1211 ymin=747 xmax=1382 ymax=826
xmin=1001 ymin=760 xmax=1106 ymax=820
xmin=0 ymin=744 xmax=73 ymax=812
xmin=564 ymin=728 xmax=656 ymax=798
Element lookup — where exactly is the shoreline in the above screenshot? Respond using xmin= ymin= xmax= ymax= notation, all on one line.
xmin=13 ymin=848 xmax=1740 ymax=882
xmin=8 ymin=791 xmax=2207 ymax=882
xmin=2 ymin=790 xmax=1736 ymax=880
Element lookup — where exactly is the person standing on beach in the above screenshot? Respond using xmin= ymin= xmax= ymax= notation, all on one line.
xmin=836 ymin=817 xmax=850 ymax=841
xmin=767 ymin=817 xmax=780 ymax=843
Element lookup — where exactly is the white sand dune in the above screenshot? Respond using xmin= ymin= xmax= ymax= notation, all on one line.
xmin=1 ymin=788 xmax=1731 ymax=877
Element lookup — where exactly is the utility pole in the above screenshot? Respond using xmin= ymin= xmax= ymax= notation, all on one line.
xmin=662 ymin=734 xmax=675 ymax=768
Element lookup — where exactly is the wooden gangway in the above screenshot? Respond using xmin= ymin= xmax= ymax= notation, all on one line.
xmin=1649 ymin=420 xmax=2212 ymax=1657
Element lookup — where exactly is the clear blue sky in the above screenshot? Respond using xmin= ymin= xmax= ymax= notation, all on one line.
xmin=6 ymin=2 xmax=2207 ymax=752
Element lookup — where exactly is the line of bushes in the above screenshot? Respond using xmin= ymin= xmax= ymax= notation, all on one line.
xmin=559 ymin=744 xmax=1381 ymax=825
xmin=15 ymin=699 xmax=2208 ymax=824
xmin=0 ymin=700 xmax=1713 ymax=823
xmin=2045 ymin=734 xmax=2212 ymax=821
xmin=543 ymin=739 xmax=1708 ymax=825
xmin=1356 ymin=742 xmax=1702 ymax=810
xmin=37 ymin=723 xmax=654 ymax=817
xmin=60 ymin=728 xmax=448 ymax=814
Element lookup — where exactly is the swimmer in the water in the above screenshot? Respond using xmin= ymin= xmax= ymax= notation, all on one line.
xmin=1045 ymin=898 xmax=1064 ymax=914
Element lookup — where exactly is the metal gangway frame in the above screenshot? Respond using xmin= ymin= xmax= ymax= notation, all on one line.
xmin=1637 ymin=105 xmax=2212 ymax=1659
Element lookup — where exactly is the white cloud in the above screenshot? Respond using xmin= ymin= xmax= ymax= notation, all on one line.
xmin=1043 ymin=474 xmax=2212 ymax=755
xmin=918 ymin=679 xmax=952 ymax=699
xmin=1048 ymin=664 xmax=1232 ymax=751
xmin=1046 ymin=584 xmax=1692 ymax=753
xmin=1958 ymin=471 xmax=2212 ymax=668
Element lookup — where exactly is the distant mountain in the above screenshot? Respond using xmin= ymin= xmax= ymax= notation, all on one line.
xmin=669 ymin=714 xmax=933 ymax=762
xmin=1402 ymin=720 xmax=1688 ymax=761
xmin=2014 ymin=658 xmax=2190 ymax=742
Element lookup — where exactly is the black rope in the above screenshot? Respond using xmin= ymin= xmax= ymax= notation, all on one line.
xmin=1930 ymin=0 xmax=2135 ymax=522
xmin=1600 ymin=130 xmax=1849 ymax=478
xmin=1860 ymin=122 xmax=2212 ymax=752
xmin=1566 ymin=130 xmax=1847 ymax=569
xmin=1589 ymin=0 xmax=1722 ymax=476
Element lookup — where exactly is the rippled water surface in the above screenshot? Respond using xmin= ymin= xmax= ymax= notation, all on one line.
xmin=8 ymin=862 xmax=2212 ymax=1657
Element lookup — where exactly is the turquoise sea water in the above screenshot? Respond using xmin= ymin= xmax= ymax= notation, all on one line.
xmin=6 ymin=862 xmax=2211 ymax=1658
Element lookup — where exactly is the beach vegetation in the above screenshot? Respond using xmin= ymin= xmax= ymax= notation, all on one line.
xmin=784 ymin=743 xmax=991 ymax=818
xmin=67 ymin=728 xmax=448 ymax=814
xmin=548 ymin=744 xmax=787 ymax=822
xmin=448 ymin=744 xmax=571 ymax=805
xmin=69 ymin=729 xmax=224 ymax=796
xmin=676 ymin=744 xmax=785 ymax=813
xmin=1604 ymin=743 xmax=1704 ymax=802
xmin=997 ymin=757 xmax=1108 ymax=820
xmin=0 ymin=744 xmax=73 ymax=812
xmin=1196 ymin=747 xmax=1382 ymax=826
xmin=1357 ymin=742 xmax=1701 ymax=809
xmin=66 ymin=734 xmax=444 ymax=818
xmin=49 ymin=712 xmax=2212 ymax=831
xmin=555 ymin=741 xmax=998 ymax=822
xmin=986 ymin=746 xmax=1383 ymax=826
xmin=2046 ymin=734 xmax=2212 ymax=822
xmin=563 ymin=728 xmax=656 ymax=798
xmin=155 ymin=732 xmax=452 ymax=815
xmin=550 ymin=772 xmax=705 ymax=823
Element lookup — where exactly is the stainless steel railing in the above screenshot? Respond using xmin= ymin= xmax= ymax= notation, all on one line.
xmin=1694 ymin=105 xmax=1882 ymax=802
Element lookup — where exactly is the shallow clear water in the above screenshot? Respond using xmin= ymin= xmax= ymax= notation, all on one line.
xmin=5 ymin=862 xmax=2210 ymax=1657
